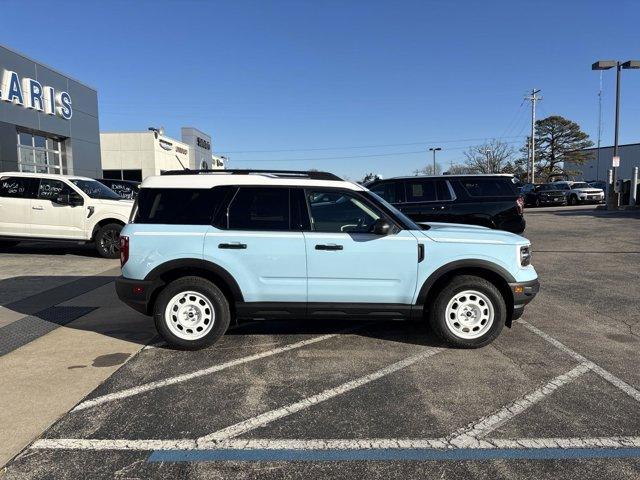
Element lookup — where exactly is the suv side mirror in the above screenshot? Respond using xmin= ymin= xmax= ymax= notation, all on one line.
xmin=372 ymin=218 xmax=392 ymax=235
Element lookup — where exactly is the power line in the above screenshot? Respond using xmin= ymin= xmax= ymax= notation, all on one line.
xmin=217 ymin=135 xmax=527 ymax=154
xmin=230 ymin=140 xmax=523 ymax=163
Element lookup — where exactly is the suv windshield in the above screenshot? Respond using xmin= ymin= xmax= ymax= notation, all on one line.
xmin=70 ymin=179 xmax=121 ymax=200
xmin=571 ymin=182 xmax=590 ymax=189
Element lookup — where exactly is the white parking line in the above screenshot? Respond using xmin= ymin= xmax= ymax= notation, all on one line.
xmin=519 ymin=320 xmax=640 ymax=403
xmin=31 ymin=436 xmax=640 ymax=451
xmin=198 ymin=347 xmax=444 ymax=444
xmin=73 ymin=328 xmax=358 ymax=411
xmin=447 ymin=363 xmax=590 ymax=447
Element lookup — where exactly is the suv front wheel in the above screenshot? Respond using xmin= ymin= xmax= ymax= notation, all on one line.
xmin=429 ymin=275 xmax=506 ymax=348
xmin=154 ymin=276 xmax=231 ymax=349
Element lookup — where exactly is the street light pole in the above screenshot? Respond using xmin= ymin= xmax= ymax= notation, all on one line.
xmin=592 ymin=59 xmax=640 ymax=209
xmin=429 ymin=147 xmax=442 ymax=175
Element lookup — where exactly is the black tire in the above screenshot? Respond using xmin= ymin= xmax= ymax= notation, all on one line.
xmin=0 ymin=240 xmax=20 ymax=248
xmin=153 ymin=276 xmax=231 ymax=349
xmin=428 ymin=275 xmax=506 ymax=348
xmin=95 ymin=223 xmax=122 ymax=258
xmin=534 ymin=198 xmax=541 ymax=208
xmin=568 ymin=195 xmax=578 ymax=206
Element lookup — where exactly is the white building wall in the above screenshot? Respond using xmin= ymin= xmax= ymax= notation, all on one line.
xmin=100 ymin=132 xmax=191 ymax=179
xmin=565 ymin=143 xmax=640 ymax=181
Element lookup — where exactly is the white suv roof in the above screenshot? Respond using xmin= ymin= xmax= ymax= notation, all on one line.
xmin=141 ymin=170 xmax=365 ymax=191
xmin=0 ymin=171 xmax=95 ymax=182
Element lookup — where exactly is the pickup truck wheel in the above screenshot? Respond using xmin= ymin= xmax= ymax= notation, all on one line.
xmin=154 ymin=276 xmax=230 ymax=349
xmin=429 ymin=275 xmax=505 ymax=348
xmin=95 ymin=223 xmax=122 ymax=259
xmin=568 ymin=195 xmax=578 ymax=206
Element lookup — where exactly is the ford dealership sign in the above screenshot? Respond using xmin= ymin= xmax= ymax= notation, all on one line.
xmin=0 ymin=69 xmax=72 ymax=120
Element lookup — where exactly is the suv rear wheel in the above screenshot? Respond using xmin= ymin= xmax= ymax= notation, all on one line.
xmin=429 ymin=275 xmax=505 ymax=348
xmin=95 ymin=223 xmax=122 ymax=258
xmin=154 ymin=276 xmax=231 ymax=349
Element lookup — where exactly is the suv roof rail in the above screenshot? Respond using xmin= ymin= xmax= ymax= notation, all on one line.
xmin=160 ymin=169 xmax=342 ymax=181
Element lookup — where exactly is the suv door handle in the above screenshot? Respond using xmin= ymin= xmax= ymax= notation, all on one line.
xmin=32 ymin=205 xmax=44 ymax=210
xmin=315 ymin=244 xmax=343 ymax=251
xmin=218 ymin=242 xmax=247 ymax=249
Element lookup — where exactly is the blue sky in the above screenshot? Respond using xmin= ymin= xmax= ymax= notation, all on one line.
xmin=3 ymin=0 xmax=639 ymax=179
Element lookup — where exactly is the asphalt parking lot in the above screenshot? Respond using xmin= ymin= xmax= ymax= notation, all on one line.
xmin=1 ymin=205 xmax=639 ymax=479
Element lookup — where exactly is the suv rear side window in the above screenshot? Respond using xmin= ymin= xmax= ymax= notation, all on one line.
xmin=406 ymin=179 xmax=436 ymax=202
xmin=227 ymin=187 xmax=290 ymax=231
xmin=370 ymin=181 xmax=403 ymax=203
xmin=460 ymin=178 xmax=517 ymax=197
xmin=135 ymin=187 xmax=228 ymax=225
xmin=0 ymin=176 xmax=38 ymax=198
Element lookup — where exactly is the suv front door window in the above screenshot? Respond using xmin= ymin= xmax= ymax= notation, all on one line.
xmin=307 ymin=191 xmax=380 ymax=233
xmin=304 ymin=189 xmax=418 ymax=304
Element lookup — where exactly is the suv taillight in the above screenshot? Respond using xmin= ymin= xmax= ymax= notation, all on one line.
xmin=516 ymin=196 xmax=524 ymax=215
xmin=120 ymin=235 xmax=129 ymax=267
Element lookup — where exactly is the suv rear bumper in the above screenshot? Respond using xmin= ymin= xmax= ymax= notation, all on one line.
xmin=509 ymin=279 xmax=540 ymax=321
xmin=115 ymin=276 xmax=162 ymax=315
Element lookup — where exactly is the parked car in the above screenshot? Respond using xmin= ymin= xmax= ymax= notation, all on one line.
xmin=587 ymin=180 xmax=607 ymax=191
xmin=96 ymin=178 xmax=140 ymax=200
xmin=366 ymin=174 xmax=525 ymax=233
xmin=116 ymin=169 xmax=539 ymax=350
xmin=551 ymin=181 xmax=605 ymax=205
xmin=520 ymin=183 xmax=567 ymax=207
xmin=0 ymin=172 xmax=133 ymax=258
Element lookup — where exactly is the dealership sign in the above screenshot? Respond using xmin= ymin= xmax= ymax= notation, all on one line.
xmin=0 ymin=69 xmax=72 ymax=120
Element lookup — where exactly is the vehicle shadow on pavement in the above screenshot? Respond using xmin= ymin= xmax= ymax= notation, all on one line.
xmin=225 ymin=318 xmax=445 ymax=348
xmin=0 ymin=275 xmax=155 ymax=355
xmin=0 ymin=242 xmax=102 ymax=258
xmin=549 ymin=209 xmax=640 ymax=219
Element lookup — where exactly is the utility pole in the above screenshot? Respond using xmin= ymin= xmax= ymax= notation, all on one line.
xmin=428 ymin=147 xmax=442 ymax=175
xmin=596 ymin=72 xmax=603 ymax=181
xmin=526 ymin=89 xmax=542 ymax=183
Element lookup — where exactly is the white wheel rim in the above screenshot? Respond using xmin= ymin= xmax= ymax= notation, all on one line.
xmin=444 ymin=289 xmax=494 ymax=340
xmin=164 ymin=291 xmax=215 ymax=341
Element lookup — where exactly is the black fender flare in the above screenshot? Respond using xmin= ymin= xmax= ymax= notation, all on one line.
xmin=144 ymin=258 xmax=244 ymax=302
xmin=415 ymin=259 xmax=515 ymax=307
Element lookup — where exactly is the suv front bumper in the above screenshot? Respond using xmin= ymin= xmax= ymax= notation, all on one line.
xmin=115 ymin=276 xmax=162 ymax=315
xmin=508 ymin=279 xmax=540 ymax=321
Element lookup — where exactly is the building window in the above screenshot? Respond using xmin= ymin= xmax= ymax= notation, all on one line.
xmin=102 ymin=169 xmax=142 ymax=182
xmin=17 ymin=131 xmax=66 ymax=174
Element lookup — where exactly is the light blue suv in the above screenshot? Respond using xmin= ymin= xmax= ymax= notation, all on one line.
xmin=116 ymin=170 xmax=539 ymax=349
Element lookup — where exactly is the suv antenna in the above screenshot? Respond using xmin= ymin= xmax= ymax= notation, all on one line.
xmin=175 ymin=155 xmax=188 ymax=170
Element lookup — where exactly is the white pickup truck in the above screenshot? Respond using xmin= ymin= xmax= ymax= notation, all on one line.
xmin=0 ymin=172 xmax=133 ymax=258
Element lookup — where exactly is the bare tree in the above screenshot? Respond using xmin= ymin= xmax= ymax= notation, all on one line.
xmin=445 ymin=164 xmax=475 ymax=175
xmin=463 ymin=139 xmax=515 ymax=173
xmin=413 ymin=163 xmax=442 ymax=176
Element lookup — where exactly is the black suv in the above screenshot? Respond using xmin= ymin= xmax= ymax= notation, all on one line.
xmin=96 ymin=178 xmax=140 ymax=200
xmin=367 ymin=174 xmax=525 ymax=233
xmin=521 ymin=183 xmax=567 ymax=207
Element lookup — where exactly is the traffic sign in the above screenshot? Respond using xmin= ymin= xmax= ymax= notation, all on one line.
xmin=612 ymin=156 xmax=620 ymax=167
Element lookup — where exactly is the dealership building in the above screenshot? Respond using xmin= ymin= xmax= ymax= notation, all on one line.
xmin=564 ymin=143 xmax=640 ymax=181
xmin=0 ymin=44 xmax=101 ymax=177
xmin=100 ymin=127 xmax=225 ymax=181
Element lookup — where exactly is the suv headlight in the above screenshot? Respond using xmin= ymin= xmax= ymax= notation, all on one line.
xmin=520 ymin=245 xmax=531 ymax=266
